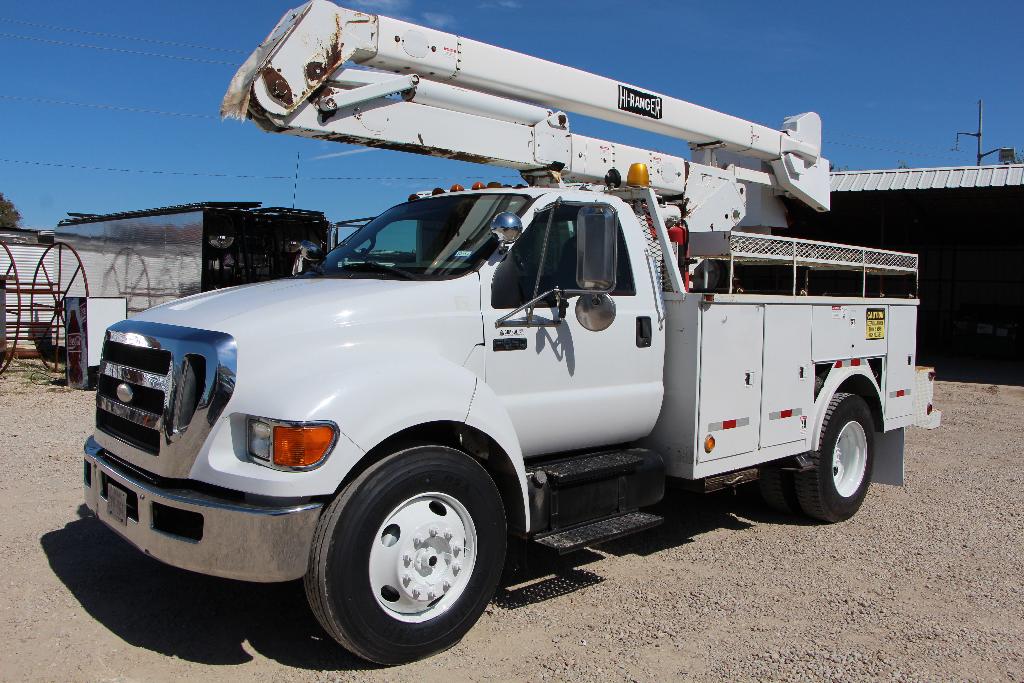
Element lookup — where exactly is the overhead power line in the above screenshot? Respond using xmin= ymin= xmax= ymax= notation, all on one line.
xmin=0 ymin=18 xmax=978 ymax=164
xmin=0 ymin=16 xmax=248 ymax=54
xmin=824 ymin=139 xmax=963 ymax=161
xmin=0 ymin=94 xmax=218 ymax=119
xmin=0 ymin=32 xmax=239 ymax=66
xmin=0 ymin=95 xmax=966 ymax=164
xmin=0 ymin=158 xmax=516 ymax=182
xmin=830 ymin=131 xmax=954 ymax=154
xmin=2 ymin=158 xmax=289 ymax=179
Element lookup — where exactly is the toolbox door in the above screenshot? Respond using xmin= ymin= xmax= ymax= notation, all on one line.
xmin=760 ymin=305 xmax=813 ymax=448
xmin=697 ymin=304 xmax=763 ymax=461
xmin=884 ymin=305 xmax=917 ymax=420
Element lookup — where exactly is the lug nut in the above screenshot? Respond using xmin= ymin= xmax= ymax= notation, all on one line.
xmin=442 ymin=580 xmax=451 ymax=592
xmin=429 ymin=526 xmax=438 ymax=538
xmin=452 ymin=544 xmax=461 ymax=556
xmin=427 ymin=591 xmax=436 ymax=600
xmin=452 ymin=562 xmax=462 ymax=576
xmin=413 ymin=534 xmax=425 ymax=546
xmin=403 ymin=553 xmax=412 ymax=567
xmin=411 ymin=588 xmax=421 ymax=599
xmin=443 ymin=528 xmax=453 ymax=541
xmin=402 ymin=573 xmax=412 ymax=587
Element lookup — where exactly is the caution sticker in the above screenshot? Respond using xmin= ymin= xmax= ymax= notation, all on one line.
xmin=866 ymin=308 xmax=886 ymax=340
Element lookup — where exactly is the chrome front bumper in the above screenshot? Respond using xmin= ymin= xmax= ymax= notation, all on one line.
xmin=83 ymin=437 xmax=323 ymax=582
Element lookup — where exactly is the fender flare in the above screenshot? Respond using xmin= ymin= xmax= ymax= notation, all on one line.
xmin=464 ymin=377 xmax=530 ymax=532
xmin=811 ymin=366 xmax=883 ymax=449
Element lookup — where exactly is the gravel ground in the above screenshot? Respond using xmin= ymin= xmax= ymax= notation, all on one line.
xmin=1 ymin=359 xmax=1022 ymax=682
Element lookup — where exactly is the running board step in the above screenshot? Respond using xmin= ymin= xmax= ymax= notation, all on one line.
xmin=533 ymin=511 xmax=663 ymax=554
xmin=540 ymin=451 xmax=643 ymax=486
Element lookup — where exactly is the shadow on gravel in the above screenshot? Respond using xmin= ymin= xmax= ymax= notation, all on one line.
xmin=41 ymin=486 xmax=815 ymax=666
xmin=494 ymin=485 xmax=818 ymax=607
xmin=494 ymin=567 xmax=605 ymax=609
xmin=598 ymin=485 xmax=816 ymax=557
xmin=40 ymin=505 xmax=376 ymax=672
xmin=495 ymin=542 xmax=606 ymax=610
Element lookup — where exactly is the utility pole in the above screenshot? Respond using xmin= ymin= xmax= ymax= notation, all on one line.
xmin=955 ymin=99 xmax=983 ymax=166
xmin=954 ymin=100 xmax=1016 ymax=165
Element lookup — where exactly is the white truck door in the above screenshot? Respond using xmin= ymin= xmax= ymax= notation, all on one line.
xmin=481 ymin=200 xmax=664 ymax=457
xmin=697 ymin=303 xmax=764 ymax=462
xmin=760 ymin=305 xmax=813 ymax=448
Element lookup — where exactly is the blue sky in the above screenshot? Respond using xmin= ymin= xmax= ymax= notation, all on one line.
xmin=1 ymin=0 xmax=1021 ymax=228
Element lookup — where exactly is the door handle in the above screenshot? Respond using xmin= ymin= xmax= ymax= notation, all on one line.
xmin=636 ymin=316 xmax=652 ymax=348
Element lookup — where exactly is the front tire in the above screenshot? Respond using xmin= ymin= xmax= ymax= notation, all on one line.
xmin=305 ymin=446 xmax=506 ymax=665
xmin=794 ymin=393 xmax=875 ymax=523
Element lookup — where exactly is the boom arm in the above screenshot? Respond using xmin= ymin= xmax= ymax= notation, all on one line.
xmin=223 ymin=0 xmax=830 ymax=217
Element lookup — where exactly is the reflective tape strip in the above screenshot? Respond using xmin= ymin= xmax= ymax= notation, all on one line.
xmin=769 ymin=407 xmax=803 ymax=420
xmin=889 ymin=389 xmax=911 ymax=398
xmin=834 ymin=358 xmax=865 ymax=368
xmin=708 ymin=417 xmax=750 ymax=432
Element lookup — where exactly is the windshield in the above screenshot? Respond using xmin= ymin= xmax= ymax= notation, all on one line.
xmin=322 ymin=193 xmax=530 ymax=280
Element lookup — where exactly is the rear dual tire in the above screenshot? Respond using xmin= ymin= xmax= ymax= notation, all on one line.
xmin=760 ymin=393 xmax=875 ymax=523
xmin=757 ymin=467 xmax=801 ymax=515
xmin=794 ymin=393 xmax=874 ymax=522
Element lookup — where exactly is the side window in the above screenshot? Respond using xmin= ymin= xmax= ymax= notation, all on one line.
xmin=491 ymin=204 xmax=635 ymax=309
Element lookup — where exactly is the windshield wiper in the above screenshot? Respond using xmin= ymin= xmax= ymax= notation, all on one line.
xmin=337 ymin=261 xmax=421 ymax=280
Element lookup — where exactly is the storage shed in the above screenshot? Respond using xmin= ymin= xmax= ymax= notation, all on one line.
xmin=789 ymin=164 xmax=1024 ymax=359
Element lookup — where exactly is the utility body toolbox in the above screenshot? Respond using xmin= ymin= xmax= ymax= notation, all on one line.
xmin=647 ymin=294 xmax=920 ymax=481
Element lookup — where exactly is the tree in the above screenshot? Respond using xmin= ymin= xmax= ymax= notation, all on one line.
xmin=0 ymin=192 xmax=20 ymax=228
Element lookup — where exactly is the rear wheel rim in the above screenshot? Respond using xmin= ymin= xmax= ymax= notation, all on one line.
xmin=832 ymin=421 xmax=867 ymax=498
xmin=368 ymin=492 xmax=477 ymax=623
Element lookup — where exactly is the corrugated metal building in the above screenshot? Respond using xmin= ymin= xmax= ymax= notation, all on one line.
xmin=791 ymin=164 xmax=1024 ymax=359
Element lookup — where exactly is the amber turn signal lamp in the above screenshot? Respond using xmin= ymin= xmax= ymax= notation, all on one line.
xmin=486 ymin=181 xmax=502 ymax=188
xmin=450 ymin=184 xmax=465 ymax=192
xmin=273 ymin=425 xmax=335 ymax=468
xmin=703 ymin=434 xmax=716 ymax=454
xmin=471 ymin=181 xmax=486 ymax=190
xmin=626 ymin=162 xmax=650 ymax=187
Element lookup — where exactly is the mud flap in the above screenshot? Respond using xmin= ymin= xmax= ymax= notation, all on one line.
xmin=872 ymin=427 xmax=905 ymax=486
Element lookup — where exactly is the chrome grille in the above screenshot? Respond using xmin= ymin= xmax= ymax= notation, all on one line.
xmin=93 ymin=320 xmax=236 ymax=478
xmin=96 ymin=340 xmax=172 ymax=454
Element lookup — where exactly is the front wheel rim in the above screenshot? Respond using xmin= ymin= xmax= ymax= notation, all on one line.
xmin=368 ymin=492 xmax=477 ymax=623
xmin=832 ymin=421 xmax=868 ymax=498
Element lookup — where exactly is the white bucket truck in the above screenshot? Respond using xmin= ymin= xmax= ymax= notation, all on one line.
xmin=82 ymin=1 xmax=938 ymax=664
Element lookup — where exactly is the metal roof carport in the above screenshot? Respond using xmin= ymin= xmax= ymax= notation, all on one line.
xmin=789 ymin=164 xmax=1024 ymax=360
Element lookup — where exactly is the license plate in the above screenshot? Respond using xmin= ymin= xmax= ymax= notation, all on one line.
xmin=107 ymin=484 xmax=128 ymax=526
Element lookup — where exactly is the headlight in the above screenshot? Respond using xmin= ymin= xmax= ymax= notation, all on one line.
xmin=247 ymin=417 xmax=338 ymax=470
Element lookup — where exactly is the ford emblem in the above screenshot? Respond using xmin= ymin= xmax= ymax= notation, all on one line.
xmin=116 ymin=383 xmax=134 ymax=403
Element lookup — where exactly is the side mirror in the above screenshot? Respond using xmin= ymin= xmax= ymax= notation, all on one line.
xmin=299 ymin=240 xmax=324 ymax=263
xmin=490 ymin=212 xmax=523 ymax=246
xmin=576 ymin=206 xmax=617 ymax=291
xmin=575 ymin=293 xmax=616 ymax=331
